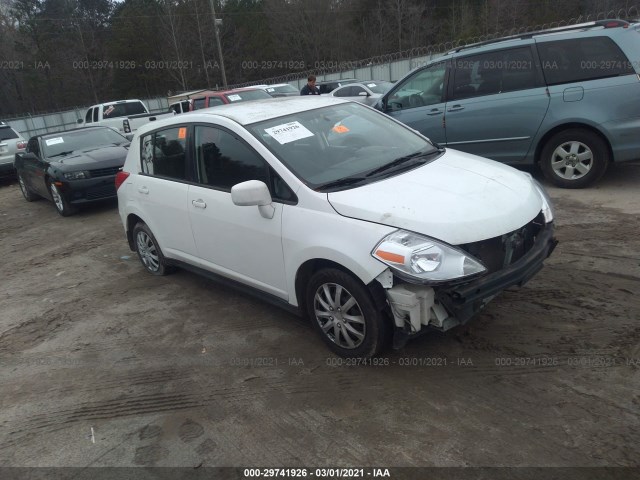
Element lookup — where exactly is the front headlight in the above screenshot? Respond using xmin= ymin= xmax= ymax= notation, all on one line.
xmin=533 ymin=180 xmax=554 ymax=223
xmin=372 ymin=230 xmax=487 ymax=284
xmin=63 ymin=171 xmax=90 ymax=180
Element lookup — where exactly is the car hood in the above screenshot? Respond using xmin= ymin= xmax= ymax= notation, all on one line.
xmin=50 ymin=145 xmax=128 ymax=171
xmin=327 ymin=150 xmax=543 ymax=245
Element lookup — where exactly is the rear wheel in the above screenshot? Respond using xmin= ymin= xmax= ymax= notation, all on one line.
xmin=306 ymin=268 xmax=389 ymax=358
xmin=133 ymin=222 xmax=170 ymax=276
xmin=48 ymin=181 xmax=76 ymax=216
xmin=18 ymin=174 xmax=37 ymax=202
xmin=540 ymin=129 xmax=609 ymax=188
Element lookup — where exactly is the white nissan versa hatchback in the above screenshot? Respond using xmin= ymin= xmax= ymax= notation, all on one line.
xmin=116 ymin=97 xmax=557 ymax=358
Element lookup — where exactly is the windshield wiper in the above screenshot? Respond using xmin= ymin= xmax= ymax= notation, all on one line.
xmin=315 ymin=176 xmax=367 ymax=192
xmin=48 ymin=150 xmax=75 ymax=159
xmin=365 ymin=149 xmax=442 ymax=178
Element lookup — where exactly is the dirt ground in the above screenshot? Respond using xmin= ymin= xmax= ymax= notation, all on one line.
xmin=0 ymin=162 xmax=639 ymax=470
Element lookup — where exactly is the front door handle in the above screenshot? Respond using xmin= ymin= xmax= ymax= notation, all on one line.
xmin=192 ymin=199 xmax=207 ymax=209
xmin=447 ymin=105 xmax=465 ymax=112
xmin=138 ymin=186 xmax=149 ymax=194
xmin=427 ymin=108 xmax=443 ymax=116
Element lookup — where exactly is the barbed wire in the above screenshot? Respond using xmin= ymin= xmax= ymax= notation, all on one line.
xmin=232 ymin=4 xmax=639 ymax=89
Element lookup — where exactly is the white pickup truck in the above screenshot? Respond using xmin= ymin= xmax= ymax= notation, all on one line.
xmin=78 ymin=99 xmax=174 ymax=139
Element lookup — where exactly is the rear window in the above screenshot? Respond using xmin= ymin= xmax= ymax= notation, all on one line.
xmin=537 ymin=36 xmax=635 ymax=85
xmin=193 ymin=98 xmax=206 ymax=110
xmin=102 ymin=101 xmax=147 ymax=119
xmin=0 ymin=127 xmax=19 ymax=141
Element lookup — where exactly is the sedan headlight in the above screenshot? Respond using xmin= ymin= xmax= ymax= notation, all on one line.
xmin=533 ymin=180 xmax=554 ymax=223
xmin=372 ymin=230 xmax=487 ymax=284
xmin=63 ymin=171 xmax=90 ymax=180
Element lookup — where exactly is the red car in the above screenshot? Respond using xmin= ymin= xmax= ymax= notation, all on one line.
xmin=191 ymin=88 xmax=271 ymax=110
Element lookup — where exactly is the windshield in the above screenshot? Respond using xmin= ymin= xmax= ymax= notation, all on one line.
xmin=224 ymin=90 xmax=271 ymax=102
xmin=103 ymin=101 xmax=147 ymax=119
xmin=42 ymin=128 xmax=128 ymax=158
xmin=247 ymin=103 xmax=438 ymax=190
xmin=367 ymin=81 xmax=393 ymax=94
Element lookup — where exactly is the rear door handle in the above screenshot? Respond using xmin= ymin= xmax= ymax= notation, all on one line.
xmin=447 ymin=105 xmax=465 ymax=112
xmin=138 ymin=186 xmax=149 ymax=194
xmin=192 ymin=199 xmax=207 ymax=209
xmin=427 ymin=108 xmax=443 ymax=116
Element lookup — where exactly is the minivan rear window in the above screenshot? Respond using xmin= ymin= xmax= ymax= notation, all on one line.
xmin=537 ymin=36 xmax=634 ymax=85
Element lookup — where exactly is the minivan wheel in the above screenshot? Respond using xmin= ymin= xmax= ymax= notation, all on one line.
xmin=48 ymin=181 xmax=77 ymax=216
xmin=306 ymin=268 xmax=389 ymax=358
xmin=18 ymin=174 xmax=37 ymax=202
xmin=540 ymin=129 xmax=609 ymax=188
xmin=133 ymin=222 xmax=170 ymax=276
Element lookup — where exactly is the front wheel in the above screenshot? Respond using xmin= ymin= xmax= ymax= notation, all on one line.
xmin=18 ymin=174 xmax=37 ymax=202
xmin=539 ymin=129 xmax=609 ymax=188
xmin=305 ymin=268 xmax=389 ymax=358
xmin=133 ymin=222 xmax=170 ymax=276
xmin=48 ymin=181 xmax=76 ymax=216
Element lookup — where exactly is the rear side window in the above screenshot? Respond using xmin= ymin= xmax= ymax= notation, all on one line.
xmin=0 ymin=127 xmax=19 ymax=141
xmin=140 ymin=127 xmax=188 ymax=181
xmin=193 ymin=98 xmax=206 ymax=110
xmin=537 ymin=36 xmax=634 ymax=85
xmin=208 ymin=97 xmax=225 ymax=107
xmin=452 ymin=47 xmax=538 ymax=100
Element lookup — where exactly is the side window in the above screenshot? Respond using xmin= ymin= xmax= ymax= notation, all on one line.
xmin=140 ymin=127 xmax=188 ymax=181
xmin=194 ymin=126 xmax=295 ymax=202
xmin=93 ymin=107 xmax=99 ymax=122
xmin=537 ymin=36 xmax=634 ymax=85
xmin=195 ymin=126 xmax=269 ymax=191
xmin=452 ymin=47 xmax=537 ymax=100
xmin=333 ymin=87 xmax=351 ymax=97
xmin=27 ymin=138 xmax=40 ymax=156
xmin=352 ymin=86 xmax=366 ymax=96
xmin=208 ymin=97 xmax=225 ymax=107
xmin=85 ymin=108 xmax=93 ymax=124
xmin=193 ymin=98 xmax=205 ymax=110
xmin=388 ymin=62 xmax=446 ymax=110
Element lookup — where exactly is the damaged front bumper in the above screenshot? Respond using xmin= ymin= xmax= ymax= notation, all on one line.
xmin=383 ymin=222 xmax=558 ymax=347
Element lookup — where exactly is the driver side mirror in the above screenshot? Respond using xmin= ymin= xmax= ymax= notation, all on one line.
xmin=231 ymin=180 xmax=275 ymax=219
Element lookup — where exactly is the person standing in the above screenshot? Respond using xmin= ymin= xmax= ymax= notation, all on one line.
xmin=300 ymin=75 xmax=320 ymax=95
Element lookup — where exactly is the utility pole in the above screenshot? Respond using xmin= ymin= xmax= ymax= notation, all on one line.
xmin=208 ymin=0 xmax=227 ymax=88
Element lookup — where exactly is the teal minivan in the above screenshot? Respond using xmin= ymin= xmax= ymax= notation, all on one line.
xmin=377 ymin=20 xmax=640 ymax=188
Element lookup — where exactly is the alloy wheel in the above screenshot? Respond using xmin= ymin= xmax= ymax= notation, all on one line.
xmin=313 ymin=282 xmax=366 ymax=349
xmin=136 ymin=231 xmax=160 ymax=272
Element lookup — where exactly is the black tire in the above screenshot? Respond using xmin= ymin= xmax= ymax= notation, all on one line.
xmin=48 ymin=180 xmax=77 ymax=216
xmin=18 ymin=174 xmax=37 ymax=202
xmin=305 ymin=268 xmax=389 ymax=358
xmin=132 ymin=222 xmax=170 ymax=276
xmin=539 ymin=129 xmax=609 ymax=188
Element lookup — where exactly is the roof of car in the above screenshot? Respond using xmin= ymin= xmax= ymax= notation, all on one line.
xmin=137 ymin=97 xmax=350 ymax=134
xmin=193 ymin=87 xmax=264 ymax=98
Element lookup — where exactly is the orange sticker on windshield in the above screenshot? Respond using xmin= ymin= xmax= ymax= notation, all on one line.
xmin=178 ymin=127 xmax=187 ymax=139
xmin=332 ymin=125 xmax=350 ymax=134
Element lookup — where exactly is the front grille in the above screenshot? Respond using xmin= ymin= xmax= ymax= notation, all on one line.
xmin=89 ymin=166 xmax=120 ymax=178
xmin=458 ymin=212 xmax=545 ymax=273
xmin=85 ymin=184 xmax=116 ymax=200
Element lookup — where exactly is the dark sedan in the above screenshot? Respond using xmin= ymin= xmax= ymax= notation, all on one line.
xmin=14 ymin=126 xmax=129 ymax=216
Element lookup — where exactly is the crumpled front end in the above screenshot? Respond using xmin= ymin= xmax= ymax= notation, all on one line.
xmin=380 ymin=213 xmax=557 ymax=348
